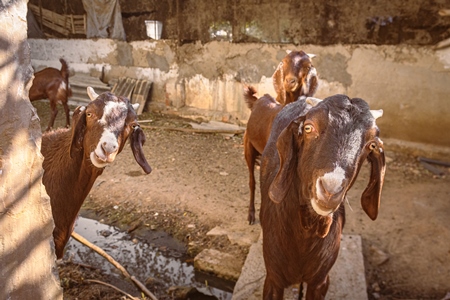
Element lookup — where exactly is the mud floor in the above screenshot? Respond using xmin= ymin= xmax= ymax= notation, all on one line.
xmin=32 ymin=100 xmax=450 ymax=300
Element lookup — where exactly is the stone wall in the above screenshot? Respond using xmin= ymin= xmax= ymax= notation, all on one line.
xmin=28 ymin=39 xmax=450 ymax=155
xmin=0 ymin=2 xmax=62 ymax=299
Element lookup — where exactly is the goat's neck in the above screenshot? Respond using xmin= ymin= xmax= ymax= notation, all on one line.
xmin=76 ymin=158 xmax=104 ymax=200
xmin=285 ymin=90 xmax=300 ymax=105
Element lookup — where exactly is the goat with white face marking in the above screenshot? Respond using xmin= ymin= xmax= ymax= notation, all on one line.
xmin=41 ymin=87 xmax=152 ymax=259
xmin=260 ymin=95 xmax=385 ymax=299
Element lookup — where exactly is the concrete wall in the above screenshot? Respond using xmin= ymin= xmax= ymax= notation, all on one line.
xmin=28 ymin=39 xmax=450 ymax=155
xmin=0 ymin=2 xmax=62 ymax=299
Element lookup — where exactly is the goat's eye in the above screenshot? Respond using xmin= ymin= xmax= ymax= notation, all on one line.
xmin=369 ymin=142 xmax=377 ymax=151
xmin=304 ymin=124 xmax=313 ymax=133
xmin=86 ymin=112 xmax=92 ymax=118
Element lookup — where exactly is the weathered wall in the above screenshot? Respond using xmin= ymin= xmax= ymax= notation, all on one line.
xmin=0 ymin=2 xmax=62 ymax=299
xmin=29 ymin=0 xmax=450 ymax=45
xmin=28 ymin=39 xmax=450 ymax=154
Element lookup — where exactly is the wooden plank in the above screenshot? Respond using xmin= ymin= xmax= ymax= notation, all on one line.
xmin=28 ymin=3 xmax=85 ymax=36
xmin=131 ymin=80 xmax=152 ymax=115
xmin=418 ymin=157 xmax=450 ymax=167
xmin=420 ymin=161 xmax=446 ymax=176
xmin=435 ymin=37 xmax=450 ymax=50
xmin=111 ymin=77 xmax=137 ymax=99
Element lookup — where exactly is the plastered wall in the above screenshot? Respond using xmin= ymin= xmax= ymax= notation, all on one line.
xmin=28 ymin=39 xmax=450 ymax=155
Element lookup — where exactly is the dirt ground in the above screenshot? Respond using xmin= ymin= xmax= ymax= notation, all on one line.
xmin=32 ymin=100 xmax=450 ymax=300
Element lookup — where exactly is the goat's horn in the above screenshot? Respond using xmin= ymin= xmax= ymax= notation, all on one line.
xmin=306 ymin=97 xmax=322 ymax=107
xmin=307 ymin=53 xmax=316 ymax=58
xmin=370 ymin=109 xmax=383 ymax=119
xmin=87 ymin=86 xmax=99 ymax=101
xmin=132 ymin=103 xmax=140 ymax=111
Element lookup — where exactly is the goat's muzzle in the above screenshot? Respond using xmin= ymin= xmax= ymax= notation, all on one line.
xmin=284 ymin=76 xmax=299 ymax=92
xmin=90 ymin=147 xmax=119 ymax=168
xmin=311 ymin=167 xmax=348 ymax=216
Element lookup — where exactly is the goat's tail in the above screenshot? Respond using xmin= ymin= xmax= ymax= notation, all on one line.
xmin=59 ymin=58 xmax=72 ymax=97
xmin=59 ymin=58 xmax=70 ymax=82
xmin=243 ymin=85 xmax=258 ymax=110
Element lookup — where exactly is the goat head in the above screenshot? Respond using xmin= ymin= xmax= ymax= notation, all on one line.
xmin=272 ymin=50 xmax=319 ymax=105
xmin=70 ymin=87 xmax=152 ymax=174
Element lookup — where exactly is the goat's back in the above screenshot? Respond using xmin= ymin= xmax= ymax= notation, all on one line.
xmin=245 ymin=94 xmax=282 ymax=154
xmin=29 ymin=68 xmax=69 ymax=101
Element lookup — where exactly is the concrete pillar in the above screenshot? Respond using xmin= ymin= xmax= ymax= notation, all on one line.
xmin=0 ymin=1 xmax=63 ymax=299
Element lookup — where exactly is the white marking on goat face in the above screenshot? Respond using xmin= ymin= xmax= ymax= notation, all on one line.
xmin=328 ymin=111 xmax=363 ymax=167
xmin=311 ymin=166 xmax=346 ymax=216
xmin=342 ymin=128 xmax=363 ymax=166
xmin=99 ymin=99 xmax=126 ymax=125
xmin=90 ymin=100 xmax=128 ymax=168
xmin=301 ymin=67 xmax=316 ymax=95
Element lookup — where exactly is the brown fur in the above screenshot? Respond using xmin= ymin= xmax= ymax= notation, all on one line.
xmin=272 ymin=50 xmax=318 ymax=105
xmin=41 ymin=92 xmax=152 ymax=259
xmin=259 ymin=95 xmax=386 ymax=299
xmin=244 ymin=51 xmax=318 ymax=225
xmin=243 ymin=51 xmax=319 ymax=224
xmin=29 ymin=58 xmax=73 ymax=131
xmin=243 ymin=85 xmax=282 ymax=224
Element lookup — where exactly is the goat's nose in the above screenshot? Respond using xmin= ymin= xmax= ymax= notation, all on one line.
xmin=319 ymin=177 xmax=344 ymax=201
xmin=319 ymin=177 xmax=344 ymax=196
xmin=102 ymin=141 xmax=117 ymax=152
xmin=286 ymin=77 xmax=297 ymax=85
xmin=101 ymin=142 xmax=119 ymax=160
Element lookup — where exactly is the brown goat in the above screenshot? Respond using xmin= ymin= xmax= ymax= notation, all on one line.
xmin=259 ymin=95 xmax=385 ymax=299
xmin=243 ymin=86 xmax=282 ymax=224
xmin=41 ymin=87 xmax=152 ymax=259
xmin=29 ymin=58 xmax=73 ymax=131
xmin=273 ymin=50 xmax=318 ymax=105
xmin=243 ymin=51 xmax=319 ymax=224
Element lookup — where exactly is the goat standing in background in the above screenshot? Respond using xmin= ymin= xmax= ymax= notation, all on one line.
xmin=243 ymin=50 xmax=319 ymax=224
xmin=273 ymin=50 xmax=318 ymax=105
xmin=41 ymin=87 xmax=152 ymax=259
xmin=29 ymin=58 xmax=72 ymax=131
xmin=260 ymin=95 xmax=385 ymax=299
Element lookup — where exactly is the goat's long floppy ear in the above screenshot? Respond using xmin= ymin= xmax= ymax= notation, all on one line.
xmin=268 ymin=118 xmax=303 ymax=203
xmin=361 ymin=138 xmax=386 ymax=220
xmin=69 ymin=106 xmax=87 ymax=158
xmin=130 ymin=125 xmax=152 ymax=174
xmin=272 ymin=62 xmax=286 ymax=105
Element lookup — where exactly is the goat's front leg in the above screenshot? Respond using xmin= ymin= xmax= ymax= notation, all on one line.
xmin=263 ymin=276 xmax=284 ymax=300
xmin=305 ymin=275 xmax=329 ymax=300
